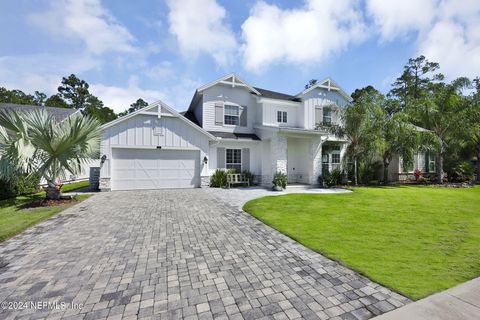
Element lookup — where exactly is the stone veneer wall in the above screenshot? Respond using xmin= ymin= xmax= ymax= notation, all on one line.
xmin=200 ymin=176 xmax=210 ymax=188
xmin=99 ymin=177 xmax=111 ymax=192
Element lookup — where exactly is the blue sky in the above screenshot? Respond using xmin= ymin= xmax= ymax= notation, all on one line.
xmin=0 ymin=0 xmax=478 ymax=113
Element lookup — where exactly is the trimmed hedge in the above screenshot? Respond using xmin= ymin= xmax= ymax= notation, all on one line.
xmin=0 ymin=174 xmax=40 ymax=200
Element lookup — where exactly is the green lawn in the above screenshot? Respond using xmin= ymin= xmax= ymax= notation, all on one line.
xmin=0 ymin=180 xmax=92 ymax=242
xmin=243 ymin=186 xmax=480 ymax=300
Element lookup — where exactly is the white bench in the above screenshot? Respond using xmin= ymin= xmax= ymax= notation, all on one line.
xmin=227 ymin=174 xmax=250 ymax=188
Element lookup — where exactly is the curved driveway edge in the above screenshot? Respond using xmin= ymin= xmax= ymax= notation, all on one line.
xmin=0 ymin=189 xmax=409 ymax=320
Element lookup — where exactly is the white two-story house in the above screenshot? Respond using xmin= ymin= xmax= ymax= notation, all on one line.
xmin=98 ymin=74 xmax=351 ymax=191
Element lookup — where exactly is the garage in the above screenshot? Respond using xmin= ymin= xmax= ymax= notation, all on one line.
xmin=99 ymin=101 xmax=215 ymax=191
xmin=111 ymin=148 xmax=200 ymax=190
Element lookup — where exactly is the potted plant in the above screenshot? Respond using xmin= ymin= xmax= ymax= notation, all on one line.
xmin=272 ymin=171 xmax=287 ymax=191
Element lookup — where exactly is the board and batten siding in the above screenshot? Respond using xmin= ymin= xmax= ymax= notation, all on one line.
xmin=302 ymin=88 xmax=349 ymax=129
xmin=100 ymin=114 xmax=210 ymax=178
xmin=202 ymin=85 xmax=258 ymax=133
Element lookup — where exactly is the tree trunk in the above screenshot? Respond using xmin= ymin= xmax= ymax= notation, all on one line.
xmin=354 ymin=158 xmax=358 ymax=185
xmin=45 ymin=181 xmax=61 ymax=200
xmin=437 ymin=149 xmax=444 ymax=184
xmin=383 ymin=157 xmax=390 ymax=185
xmin=477 ymin=140 xmax=480 ymax=183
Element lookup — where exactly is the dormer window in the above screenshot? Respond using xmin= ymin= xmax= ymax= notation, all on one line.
xmin=224 ymin=105 xmax=239 ymax=125
xmin=277 ymin=111 xmax=287 ymax=123
xmin=323 ymin=108 xmax=332 ymax=125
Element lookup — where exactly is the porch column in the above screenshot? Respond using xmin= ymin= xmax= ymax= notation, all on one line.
xmin=340 ymin=143 xmax=347 ymax=171
xmin=271 ymin=135 xmax=287 ymax=174
xmin=310 ymin=137 xmax=322 ymax=185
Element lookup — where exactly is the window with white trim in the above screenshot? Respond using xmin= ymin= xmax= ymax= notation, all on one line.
xmin=428 ymin=153 xmax=436 ymax=172
xmin=224 ymin=105 xmax=239 ymax=125
xmin=323 ymin=108 xmax=332 ymax=124
xmin=331 ymin=153 xmax=340 ymax=164
xmin=277 ymin=111 xmax=287 ymax=123
xmin=226 ymin=149 xmax=242 ymax=172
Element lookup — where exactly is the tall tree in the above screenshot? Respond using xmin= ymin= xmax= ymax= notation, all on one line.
xmin=57 ymin=74 xmax=91 ymax=109
xmin=33 ymin=91 xmax=47 ymax=106
xmin=304 ymin=79 xmax=318 ymax=89
xmin=0 ymin=87 xmax=38 ymax=105
xmin=118 ymin=98 xmax=149 ymax=117
xmin=410 ymin=77 xmax=471 ymax=183
xmin=390 ymin=55 xmax=444 ymax=109
xmin=83 ymin=96 xmax=117 ymax=124
xmin=468 ymin=77 xmax=480 ymax=182
xmin=45 ymin=94 xmax=70 ymax=109
xmin=330 ymin=91 xmax=379 ymax=185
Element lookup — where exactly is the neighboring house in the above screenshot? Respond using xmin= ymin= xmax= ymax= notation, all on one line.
xmin=98 ymin=74 xmax=351 ymax=191
xmin=0 ymin=103 xmax=98 ymax=182
xmin=388 ymin=153 xmax=437 ymax=182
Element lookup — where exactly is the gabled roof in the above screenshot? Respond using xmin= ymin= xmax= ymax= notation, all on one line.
xmin=0 ymin=103 xmax=78 ymax=121
xmin=253 ymin=87 xmax=300 ymax=102
xmin=297 ymin=77 xmax=352 ymax=102
xmin=197 ymin=73 xmax=261 ymax=95
xmin=101 ymin=100 xmax=216 ymax=140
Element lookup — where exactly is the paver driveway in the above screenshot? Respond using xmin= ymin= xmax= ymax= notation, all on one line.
xmin=0 ymin=190 xmax=410 ymax=320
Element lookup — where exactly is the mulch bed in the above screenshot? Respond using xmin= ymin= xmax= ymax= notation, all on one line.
xmin=19 ymin=197 xmax=77 ymax=209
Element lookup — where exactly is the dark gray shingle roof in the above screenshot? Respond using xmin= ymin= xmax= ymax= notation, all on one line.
xmin=0 ymin=103 xmax=77 ymax=121
xmin=208 ymin=131 xmax=260 ymax=141
xmin=253 ymin=87 xmax=300 ymax=102
xmin=179 ymin=110 xmax=200 ymax=126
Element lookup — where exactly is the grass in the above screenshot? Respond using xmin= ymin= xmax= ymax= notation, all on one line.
xmin=243 ymin=185 xmax=480 ymax=300
xmin=0 ymin=180 xmax=93 ymax=242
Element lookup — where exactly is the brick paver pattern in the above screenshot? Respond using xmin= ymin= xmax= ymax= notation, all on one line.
xmin=0 ymin=190 xmax=410 ymax=320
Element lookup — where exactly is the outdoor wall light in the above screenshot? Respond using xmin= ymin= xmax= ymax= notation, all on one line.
xmin=203 ymin=156 xmax=208 ymax=164
xmin=100 ymin=154 xmax=107 ymax=164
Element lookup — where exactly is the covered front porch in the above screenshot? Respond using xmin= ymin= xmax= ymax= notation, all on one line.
xmin=266 ymin=127 xmax=346 ymax=184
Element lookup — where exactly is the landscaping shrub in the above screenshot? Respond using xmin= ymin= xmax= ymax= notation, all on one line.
xmin=242 ymin=170 xmax=255 ymax=185
xmin=210 ymin=169 xmax=228 ymax=188
xmin=0 ymin=174 xmax=40 ymax=200
xmin=449 ymin=161 xmax=475 ymax=182
xmin=272 ymin=172 xmax=287 ymax=189
xmin=322 ymin=169 xmax=345 ymax=187
xmin=416 ymin=176 xmax=428 ymax=185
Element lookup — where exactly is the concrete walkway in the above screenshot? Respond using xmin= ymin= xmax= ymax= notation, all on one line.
xmin=373 ymin=277 xmax=480 ymax=320
xmin=205 ymin=185 xmax=351 ymax=209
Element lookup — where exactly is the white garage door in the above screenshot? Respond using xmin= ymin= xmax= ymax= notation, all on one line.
xmin=111 ymin=148 xmax=200 ymax=190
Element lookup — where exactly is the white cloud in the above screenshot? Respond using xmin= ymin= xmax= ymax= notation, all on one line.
xmin=165 ymin=0 xmax=237 ymax=66
xmin=367 ymin=0 xmax=480 ymax=79
xmin=241 ymin=0 xmax=367 ymax=72
xmin=90 ymin=76 xmax=168 ymax=113
xmin=0 ymin=53 xmax=100 ymax=94
xmin=366 ymin=0 xmax=436 ymax=41
xmin=28 ymin=0 xmax=135 ymax=54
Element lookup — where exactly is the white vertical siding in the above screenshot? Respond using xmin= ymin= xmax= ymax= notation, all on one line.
xmin=302 ymin=88 xmax=349 ymax=129
xmin=100 ymin=114 xmax=211 ymax=178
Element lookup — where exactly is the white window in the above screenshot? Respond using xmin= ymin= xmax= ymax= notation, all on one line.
xmin=226 ymin=149 xmax=242 ymax=172
xmin=224 ymin=105 xmax=239 ymax=125
xmin=277 ymin=111 xmax=287 ymax=123
xmin=323 ymin=108 xmax=332 ymax=124
xmin=332 ymin=153 xmax=340 ymax=164
xmin=428 ymin=153 xmax=436 ymax=173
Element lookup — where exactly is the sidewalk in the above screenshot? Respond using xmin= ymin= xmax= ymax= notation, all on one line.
xmin=373 ymin=277 xmax=480 ymax=320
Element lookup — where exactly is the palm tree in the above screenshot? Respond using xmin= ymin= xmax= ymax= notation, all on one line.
xmin=330 ymin=93 xmax=379 ymax=185
xmin=409 ymin=77 xmax=471 ymax=183
xmin=0 ymin=109 xmax=101 ymax=199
